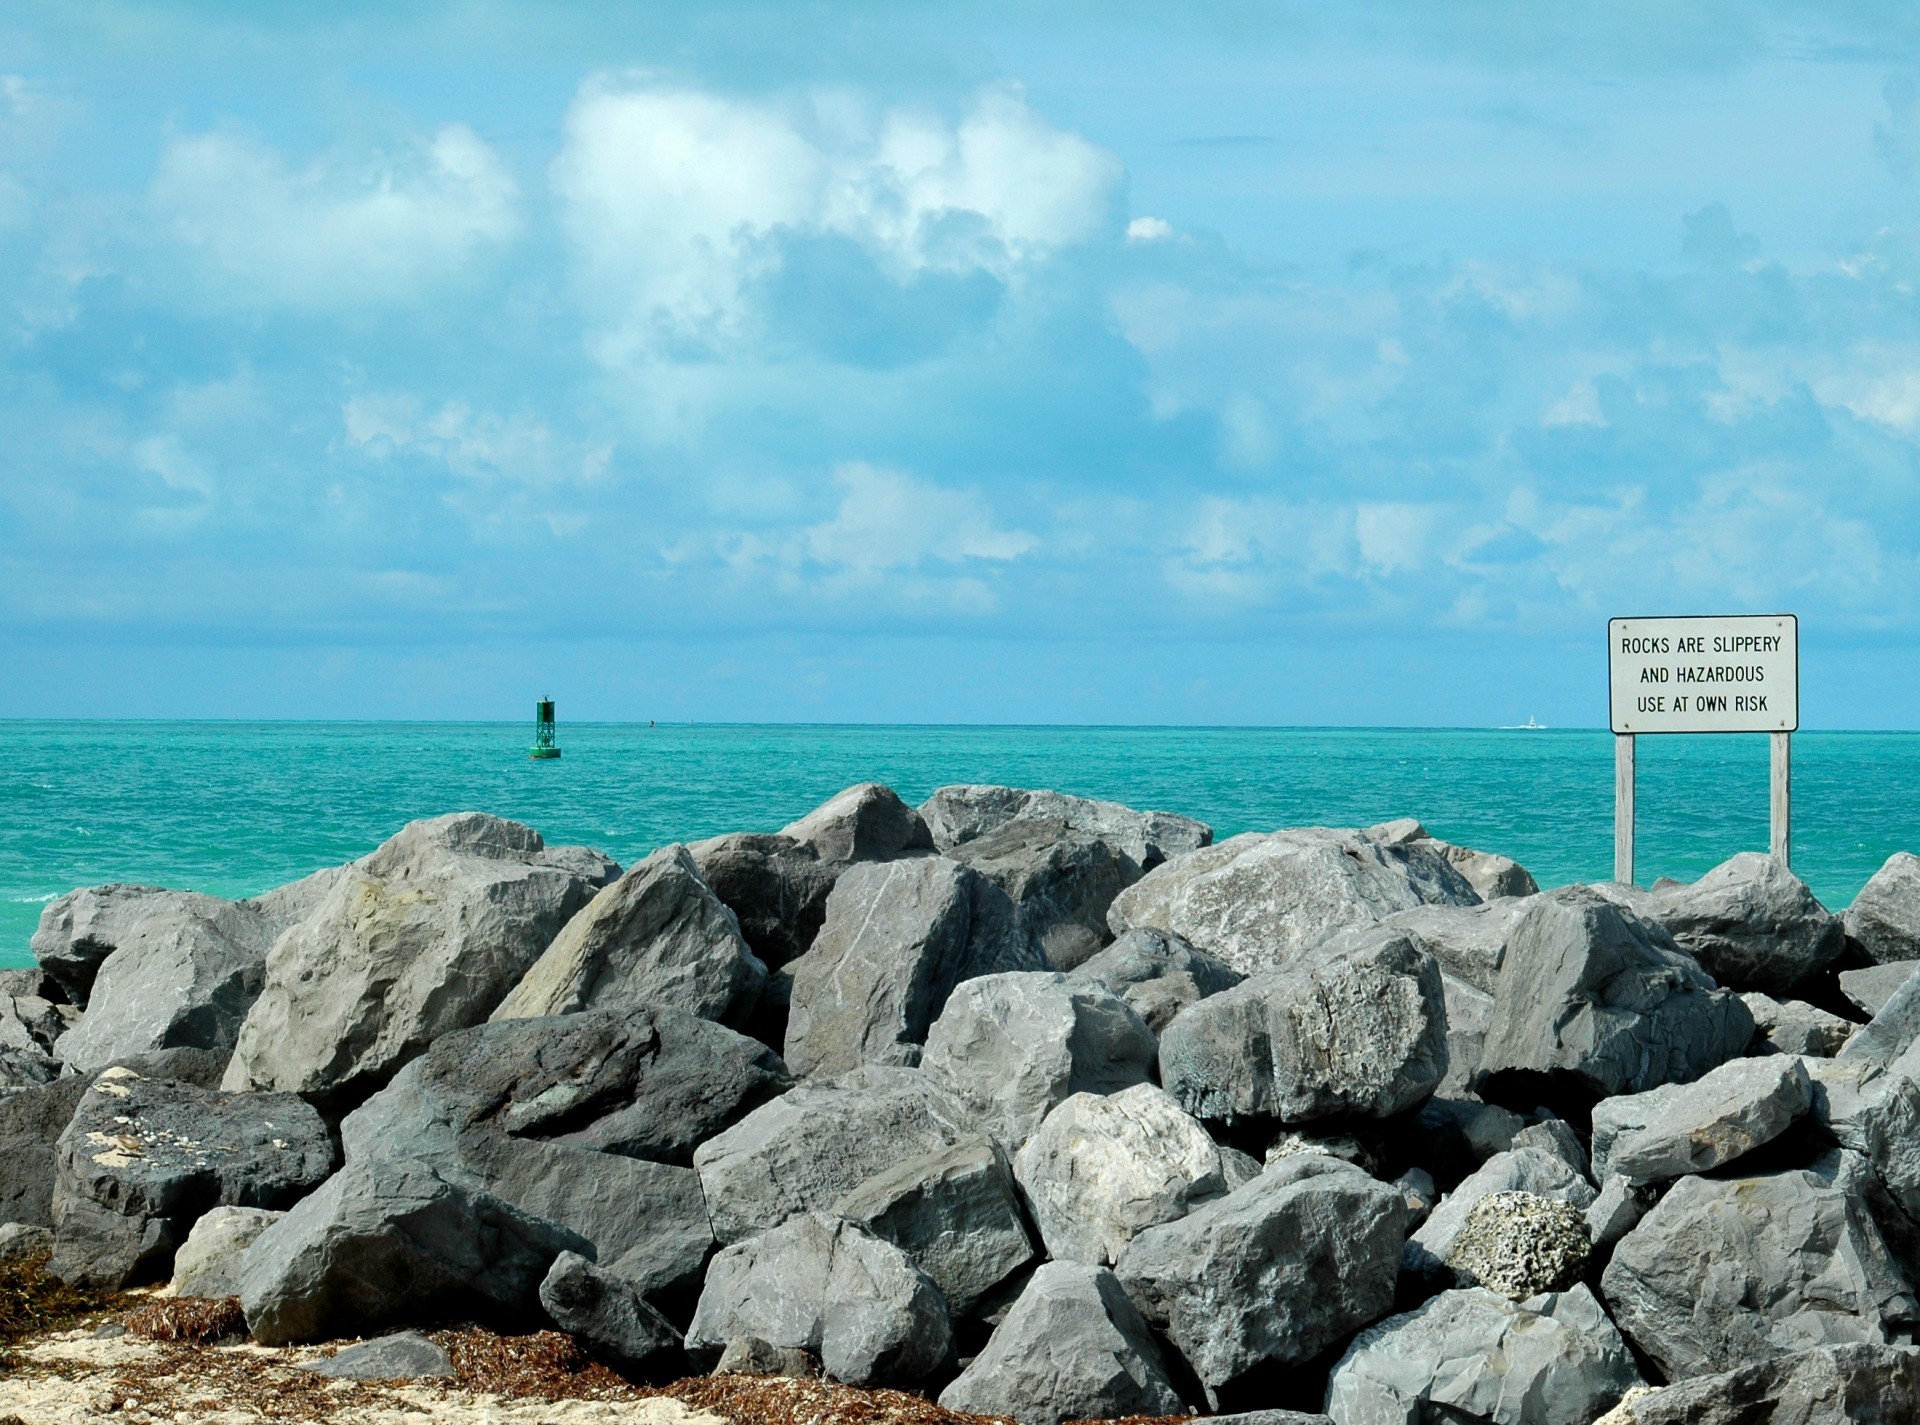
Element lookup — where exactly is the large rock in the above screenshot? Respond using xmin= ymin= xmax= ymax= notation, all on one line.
xmin=1590 ymin=1054 xmax=1812 ymax=1185
xmin=224 ymin=814 xmax=595 ymax=1105
xmin=1369 ymin=818 xmax=1541 ymax=902
xmin=242 ymin=864 xmax=355 ymax=931
xmin=169 ymin=1205 xmax=284 ymax=1298
xmin=1840 ymin=962 xmax=1919 ymax=1019
xmin=1107 ymin=826 xmax=1478 ymax=979
xmin=540 ymin=1251 xmax=682 ymax=1377
xmin=1405 ymin=1147 xmax=1595 ymax=1280
xmin=692 ymin=1065 xmax=976 ymax=1244
xmin=948 ymin=819 xmax=1140 ymax=970
xmin=32 ymin=884 xmax=235 ymax=1007
xmin=834 ymin=1138 xmax=1035 ymax=1316
xmin=299 ymin=1331 xmax=456 ymax=1381
xmin=50 ymin=1068 xmax=336 ymax=1288
xmin=1443 ymin=1191 xmax=1591 ymax=1301
xmin=938 ymin=1261 xmax=1187 ymax=1425
xmin=53 ymin=894 xmax=274 ymax=1073
xmin=490 ymin=844 xmax=766 ymax=1028
xmin=237 ymin=1153 xmax=589 ymax=1345
xmin=1743 ymin=991 xmax=1857 ymax=1057
xmin=781 ymin=783 xmax=934 ymax=864
xmin=688 ymin=834 xmax=841 ymax=970
xmin=0 ymin=994 xmax=76 ymax=1058
xmin=1845 ymin=852 xmax=1920 ymax=966
xmin=921 ymin=972 xmax=1155 ymax=1148
xmin=1158 ymin=924 xmax=1448 ymax=1124
xmin=783 ymin=857 xmax=1046 ymax=1078
xmin=1618 ymin=1342 xmax=1920 ymax=1425
xmin=1383 ymin=897 xmax=1535 ymax=994
xmin=1600 ymin=1154 xmax=1919 ymax=1380
xmin=684 ymin=1213 xmax=953 ymax=1386
xmin=1013 ymin=1084 xmax=1226 ymax=1266
xmin=1326 ymin=1285 xmax=1640 ymax=1425
xmin=920 ymin=784 xmax=1210 ymax=873
xmin=1649 ymin=853 xmax=1845 ymax=995
xmin=1067 ymin=928 xmax=1242 ymax=1033
xmin=1116 ymin=1155 xmax=1411 ymax=1400
xmin=1474 ymin=887 xmax=1753 ymax=1099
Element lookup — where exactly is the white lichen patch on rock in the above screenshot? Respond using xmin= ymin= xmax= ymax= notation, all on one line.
xmin=1443 ymin=1189 xmax=1590 ymax=1300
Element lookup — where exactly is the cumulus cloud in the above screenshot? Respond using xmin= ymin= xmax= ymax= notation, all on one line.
xmin=550 ymin=79 xmax=1122 ymax=361
xmin=343 ymin=392 xmax=612 ymax=489
xmin=149 ymin=124 xmax=519 ymax=309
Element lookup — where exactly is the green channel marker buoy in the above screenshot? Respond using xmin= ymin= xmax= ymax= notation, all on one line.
xmin=530 ymin=697 xmax=562 ymax=759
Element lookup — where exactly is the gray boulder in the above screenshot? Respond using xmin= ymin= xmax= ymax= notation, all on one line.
xmin=1443 ymin=1191 xmax=1591 ymax=1301
xmin=1068 ymin=927 xmax=1242 ymax=1033
xmin=1590 ymin=1054 xmax=1812 ymax=1185
xmin=1841 ymin=962 xmax=1919 ymax=1019
xmin=1651 ymin=853 xmax=1845 ymax=995
xmin=1619 ymin=1342 xmax=1920 ymax=1425
xmin=693 ymin=1065 xmax=975 ymax=1244
xmin=1513 ymin=1116 xmax=1591 ymax=1178
xmin=1744 ymin=991 xmax=1857 ymax=1056
xmin=0 ymin=994 xmax=76 ymax=1057
xmin=685 ymin=1213 xmax=953 ymax=1386
xmin=539 ymin=845 xmax=623 ymax=888
xmin=169 ymin=1205 xmax=284 ymax=1298
xmin=1837 ymin=966 xmax=1920 ymax=1071
xmin=540 ymin=1250 xmax=683 ymax=1377
xmin=242 ymin=864 xmax=355 ymax=931
xmin=490 ymin=844 xmax=766 ymax=1028
xmin=1383 ymin=898 xmax=1535 ymax=995
xmin=1326 ymin=1284 xmax=1640 ymax=1425
xmin=31 ymin=884 xmax=201 ymax=1007
xmin=689 ymin=834 xmax=841 ymax=970
xmin=1845 ymin=852 xmax=1920 ymax=966
xmin=50 ymin=1067 xmax=336 ymax=1288
xmin=1013 ymin=1083 xmax=1226 ymax=1266
xmin=1107 ymin=826 xmax=1478 ymax=979
xmin=1116 ymin=1155 xmax=1411 ymax=1401
xmin=1585 ymin=1175 xmax=1652 ymax=1252
xmin=1475 ymin=887 xmax=1753 ymax=1098
xmin=948 ymin=818 xmax=1140 ymax=970
xmin=781 ymin=782 xmax=934 ymax=864
xmin=0 ymin=1048 xmax=61 ymax=1093
xmin=300 ymin=1331 xmax=456 ymax=1380
xmin=1406 ymin=1147 xmax=1595 ymax=1280
xmin=714 ymin=1337 xmax=820 ymax=1377
xmin=224 ymin=813 xmax=595 ymax=1104
xmin=833 ymin=1137 xmax=1035 ymax=1316
xmin=921 ymin=971 xmax=1155 ymax=1148
xmin=1158 ymin=923 xmax=1448 ymax=1124
xmin=1601 ymin=1154 xmax=1919 ymax=1380
xmin=1439 ymin=972 xmax=1497 ymax=1096
xmin=920 ymin=784 xmax=1209 ymax=872
xmin=783 ymin=856 xmax=1046 ymax=1078
xmin=1369 ymin=818 xmax=1541 ymax=902
xmin=237 ymin=1153 xmax=588 ymax=1345
xmin=0 ymin=1222 xmax=52 ymax=1262
xmin=938 ymin=1261 xmax=1187 ymax=1425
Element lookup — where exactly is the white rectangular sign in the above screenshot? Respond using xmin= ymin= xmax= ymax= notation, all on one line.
xmin=1609 ymin=614 xmax=1798 ymax=734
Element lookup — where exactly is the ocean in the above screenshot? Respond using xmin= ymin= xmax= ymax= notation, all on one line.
xmin=4 ymin=721 xmax=1917 ymax=969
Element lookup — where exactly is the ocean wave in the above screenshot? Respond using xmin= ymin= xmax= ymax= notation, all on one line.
xmin=5 ymin=893 xmax=56 ymax=904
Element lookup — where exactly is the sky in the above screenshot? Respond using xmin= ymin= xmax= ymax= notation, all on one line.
xmin=4 ymin=2 xmax=1920 ymax=726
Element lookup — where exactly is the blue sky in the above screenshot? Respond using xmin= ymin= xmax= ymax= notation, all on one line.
xmin=5 ymin=2 xmax=1920 ymax=725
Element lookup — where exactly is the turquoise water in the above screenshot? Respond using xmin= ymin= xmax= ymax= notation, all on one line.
xmin=3 ymin=722 xmax=1917 ymax=969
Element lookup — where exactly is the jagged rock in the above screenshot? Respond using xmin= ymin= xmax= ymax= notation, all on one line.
xmin=1845 ymin=852 xmax=1920 ymax=966
xmin=689 ymin=834 xmax=842 ymax=970
xmin=685 ymin=1213 xmax=953 ymax=1387
xmin=1067 ymin=928 xmax=1242 ymax=1033
xmin=1107 ymin=826 xmax=1478 ymax=979
xmin=1648 ymin=853 xmax=1845 ymax=995
xmin=1369 ymin=819 xmax=1541 ymax=902
xmin=948 ymin=819 xmax=1139 ymax=970
xmin=0 ymin=994 xmax=75 ymax=1057
xmin=1513 ymin=1117 xmax=1590 ymax=1178
xmin=345 ymin=1005 xmax=789 ymax=1168
xmin=833 ymin=1137 xmax=1035 ymax=1316
xmin=1601 ymin=1154 xmax=1919 ymax=1380
xmin=1406 ymin=1147 xmax=1595 ymax=1280
xmin=224 ymin=814 xmax=595 ymax=1105
xmin=714 ymin=1337 xmax=819 ymax=1377
xmin=1221 ymin=1148 xmax=1265 ymax=1191
xmin=1394 ymin=1168 xmax=1438 ymax=1226
xmin=539 ymin=845 xmax=623 ymax=888
xmin=1585 ymin=1176 xmax=1651 ymax=1252
xmin=31 ymin=884 xmax=210 ymax=1007
xmin=1383 ymin=899 xmax=1533 ymax=995
xmin=50 ymin=1068 xmax=336 ymax=1288
xmin=920 ymin=785 xmax=1209 ymax=873
xmin=921 ymin=972 xmax=1155 ymax=1148
xmin=490 ymin=844 xmax=766 ymax=1028
xmin=242 ymin=865 xmax=354 ymax=930
xmin=300 ymin=1331 xmax=455 ymax=1380
xmin=1265 ymin=1130 xmax=1377 ymax=1175
xmin=540 ymin=1251 xmax=683 ymax=1376
xmin=937 ymin=1261 xmax=1187 ymax=1425
xmin=0 ymin=968 xmax=63 ymax=1003
xmin=0 ymin=1077 xmax=95 ymax=1228
xmin=169 ymin=1205 xmax=283 ymax=1298
xmin=1444 ymin=1191 xmax=1590 ymax=1300
xmin=693 ymin=1065 xmax=975 ymax=1245
xmin=1116 ymin=1156 xmax=1410 ymax=1400
xmin=1744 ymin=991 xmax=1858 ymax=1056
xmin=0 ymin=1223 xmax=52 ymax=1262
xmin=783 ymin=857 xmax=1045 ymax=1077
xmin=1836 ymin=965 xmax=1920 ymax=1070
xmin=1439 ymin=973 xmax=1496 ymax=1096
xmin=1325 ymin=1285 xmax=1640 ymax=1425
xmin=237 ymin=1153 xmax=589 ymax=1345
xmin=0 ymin=1048 xmax=61 ymax=1092
xmin=1590 ymin=1054 xmax=1812 ymax=1185
xmin=1474 ymin=887 xmax=1753 ymax=1098
xmin=1840 ymin=963 xmax=1919 ymax=1019
xmin=1617 ymin=1342 xmax=1920 ymax=1425
xmin=782 ymin=783 xmax=934 ymax=864
xmin=1158 ymin=923 xmax=1448 ymax=1124
xmin=1013 ymin=1084 xmax=1225 ymax=1266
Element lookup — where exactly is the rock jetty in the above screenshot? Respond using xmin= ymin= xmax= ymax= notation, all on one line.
xmin=16 ymin=784 xmax=1920 ymax=1425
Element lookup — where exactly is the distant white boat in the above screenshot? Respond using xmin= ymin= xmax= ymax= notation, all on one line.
xmin=1499 ymin=716 xmax=1548 ymax=730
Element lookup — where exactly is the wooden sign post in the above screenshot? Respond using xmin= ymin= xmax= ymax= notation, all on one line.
xmin=1607 ymin=614 xmax=1799 ymax=887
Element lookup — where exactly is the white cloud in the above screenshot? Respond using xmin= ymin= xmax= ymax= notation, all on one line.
xmin=1126 ymin=216 xmax=1174 ymax=243
xmin=150 ymin=124 xmax=519 ymax=309
xmin=343 ymin=392 xmax=609 ymax=486
xmin=551 ymin=79 xmax=1122 ymax=360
